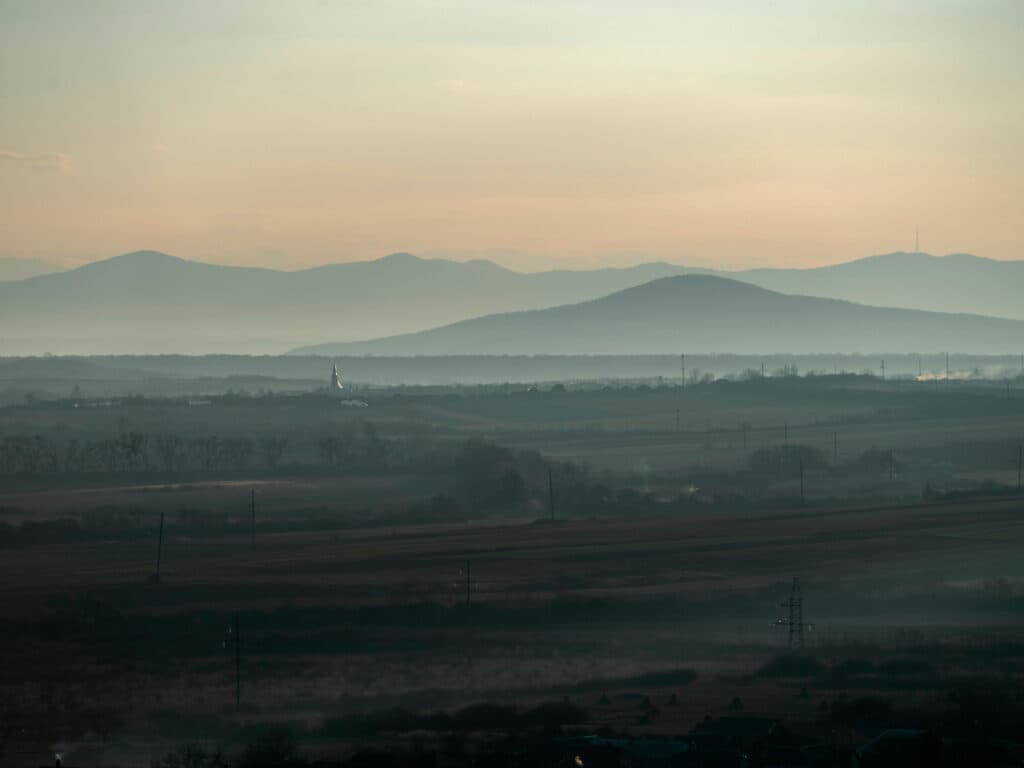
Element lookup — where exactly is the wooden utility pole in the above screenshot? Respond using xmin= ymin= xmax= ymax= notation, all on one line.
xmin=681 ymin=353 xmax=686 ymax=389
xmin=153 ymin=511 xmax=165 ymax=584
xmin=223 ymin=614 xmax=241 ymax=709
xmin=234 ymin=614 xmax=241 ymax=709
xmin=880 ymin=359 xmax=886 ymax=380
xmin=548 ymin=468 xmax=555 ymax=521
xmin=250 ymin=488 xmax=256 ymax=551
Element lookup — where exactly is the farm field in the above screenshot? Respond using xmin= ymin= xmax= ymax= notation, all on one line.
xmin=3 ymin=492 xmax=1024 ymax=764
xmin=3 ymin=373 xmax=1024 ymax=765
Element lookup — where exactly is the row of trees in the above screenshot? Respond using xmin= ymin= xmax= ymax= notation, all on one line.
xmin=0 ymin=433 xmax=289 ymax=475
xmin=0 ymin=423 xmax=403 ymax=476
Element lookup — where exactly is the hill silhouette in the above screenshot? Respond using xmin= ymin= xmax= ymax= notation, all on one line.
xmin=294 ymin=275 xmax=1024 ymax=356
xmin=0 ymin=256 xmax=60 ymax=282
xmin=1 ymin=249 xmax=1021 ymax=355
xmin=0 ymin=250 xmax=687 ymax=354
xmin=732 ymin=251 xmax=1024 ymax=321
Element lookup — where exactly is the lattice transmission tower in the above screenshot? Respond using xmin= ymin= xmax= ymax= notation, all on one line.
xmin=776 ymin=576 xmax=809 ymax=650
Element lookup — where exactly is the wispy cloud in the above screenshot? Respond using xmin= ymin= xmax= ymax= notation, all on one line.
xmin=0 ymin=150 xmax=74 ymax=174
xmin=434 ymin=79 xmax=465 ymax=91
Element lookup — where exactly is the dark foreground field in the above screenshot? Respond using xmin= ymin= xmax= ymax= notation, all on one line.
xmin=3 ymin=493 xmax=1024 ymax=765
xmin=2 ymin=372 xmax=1024 ymax=765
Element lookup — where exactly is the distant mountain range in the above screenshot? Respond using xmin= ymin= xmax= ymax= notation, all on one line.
xmin=0 ymin=249 xmax=1020 ymax=355
xmin=294 ymin=275 xmax=1024 ymax=356
xmin=0 ymin=251 xmax=689 ymax=354
xmin=0 ymin=257 xmax=61 ymax=282
xmin=729 ymin=252 xmax=1024 ymax=321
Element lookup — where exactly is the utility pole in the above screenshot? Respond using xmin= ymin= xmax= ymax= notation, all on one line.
xmin=548 ymin=468 xmax=556 ymax=522
xmin=889 ymin=449 xmax=895 ymax=481
xmin=833 ymin=432 xmax=838 ymax=464
xmin=235 ymin=614 xmax=241 ymax=708
xmin=152 ymin=511 xmax=165 ymax=584
xmin=224 ymin=615 xmax=241 ymax=709
xmin=250 ymin=488 xmax=256 ymax=551
xmin=1018 ymin=444 xmax=1022 ymax=492
xmin=946 ymin=352 xmax=950 ymax=382
xmin=465 ymin=559 xmax=471 ymax=606
xmin=880 ymin=359 xmax=886 ymax=381
xmin=681 ymin=353 xmax=686 ymax=389
xmin=799 ymin=458 xmax=805 ymax=504
xmin=675 ymin=409 xmax=680 ymax=432
xmin=761 ymin=360 xmax=766 ymax=378
xmin=784 ymin=421 xmax=789 ymax=446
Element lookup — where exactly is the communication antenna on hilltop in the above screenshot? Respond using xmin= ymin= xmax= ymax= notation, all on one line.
xmin=775 ymin=577 xmax=809 ymax=650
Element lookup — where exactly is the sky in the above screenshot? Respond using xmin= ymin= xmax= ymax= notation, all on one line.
xmin=1 ymin=0 xmax=1021 ymax=271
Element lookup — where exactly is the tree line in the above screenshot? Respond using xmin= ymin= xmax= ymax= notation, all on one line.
xmin=0 ymin=432 xmax=293 ymax=475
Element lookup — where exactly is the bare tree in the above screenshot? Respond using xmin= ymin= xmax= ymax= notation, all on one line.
xmin=190 ymin=436 xmax=221 ymax=472
xmin=259 ymin=436 xmax=288 ymax=469
xmin=155 ymin=434 xmax=187 ymax=472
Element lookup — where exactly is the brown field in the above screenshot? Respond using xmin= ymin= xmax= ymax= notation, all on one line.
xmin=3 ymin=489 xmax=1024 ymax=765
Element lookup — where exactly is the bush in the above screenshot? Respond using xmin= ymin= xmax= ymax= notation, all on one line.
xmin=757 ymin=654 xmax=825 ymax=678
xmin=151 ymin=744 xmax=229 ymax=768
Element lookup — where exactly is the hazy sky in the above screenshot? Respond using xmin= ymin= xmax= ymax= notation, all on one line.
xmin=1 ymin=1 xmax=1021 ymax=270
